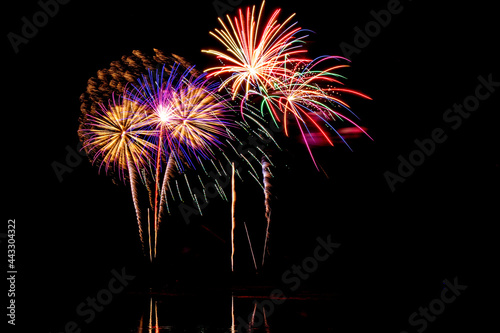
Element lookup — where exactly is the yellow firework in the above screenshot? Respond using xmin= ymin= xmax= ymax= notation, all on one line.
xmin=165 ymin=87 xmax=231 ymax=161
xmin=80 ymin=92 xmax=157 ymax=250
xmin=81 ymin=93 xmax=156 ymax=176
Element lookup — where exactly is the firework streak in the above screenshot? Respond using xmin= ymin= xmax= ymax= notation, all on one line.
xmin=231 ymin=162 xmax=236 ymax=272
xmin=261 ymin=156 xmax=272 ymax=266
xmin=244 ymin=222 xmax=258 ymax=271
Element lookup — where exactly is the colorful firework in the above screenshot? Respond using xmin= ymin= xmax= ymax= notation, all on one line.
xmin=79 ymin=93 xmax=156 ymax=250
xmin=202 ymin=0 xmax=309 ymax=101
xmin=204 ymin=3 xmax=372 ymax=169
xmin=131 ymin=64 xmax=234 ymax=171
xmin=259 ymin=55 xmax=373 ymax=168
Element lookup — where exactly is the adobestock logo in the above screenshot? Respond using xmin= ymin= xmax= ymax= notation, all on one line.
xmin=7 ymin=0 xmax=71 ymax=54
xmin=338 ymin=0 xmax=410 ymax=59
xmin=235 ymin=234 xmax=341 ymax=332
xmin=384 ymin=73 xmax=499 ymax=192
xmin=401 ymin=277 xmax=467 ymax=333
xmin=50 ymin=267 xmax=135 ymax=333
xmin=212 ymin=0 xmax=244 ymax=17
xmin=51 ymin=141 xmax=87 ymax=183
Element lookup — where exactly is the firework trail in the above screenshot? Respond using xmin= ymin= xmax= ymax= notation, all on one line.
xmin=158 ymin=154 xmax=176 ymax=224
xmin=153 ymin=142 xmax=163 ymax=258
xmin=261 ymin=156 xmax=272 ymax=266
xmin=154 ymin=154 xmax=176 ymax=258
xmin=79 ymin=93 xmax=156 ymax=251
xmin=244 ymin=222 xmax=258 ymax=271
xmin=127 ymin=150 xmax=144 ymax=251
xmin=231 ymin=162 xmax=236 ymax=272
xmin=147 ymin=208 xmax=152 ymax=263
xmin=130 ymin=65 xmax=171 ymax=242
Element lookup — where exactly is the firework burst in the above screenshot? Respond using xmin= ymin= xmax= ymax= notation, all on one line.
xmin=259 ymin=56 xmax=373 ymax=168
xmin=131 ymin=64 xmax=234 ymax=170
xmin=202 ymin=0 xmax=309 ymax=100
xmin=79 ymin=93 xmax=156 ymax=250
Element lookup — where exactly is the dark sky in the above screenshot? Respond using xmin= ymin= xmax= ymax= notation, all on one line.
xmin=5 ymin=0 xmax=498 ymax=332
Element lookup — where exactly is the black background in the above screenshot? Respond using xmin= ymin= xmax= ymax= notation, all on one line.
xmin=4 ymin=0 xmax=498 ymax=332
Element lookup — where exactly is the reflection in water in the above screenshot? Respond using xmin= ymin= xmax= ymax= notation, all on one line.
xmin=136 ymin=294 xmax=273 ymax=332
xmin=132 ymin=291 xmax=339 ymax=332
xmin=245 ymin=298 xmax=271 ymax=333
xmin=231 ymin=296 xmax=235 ymax=333
xmin=138 ymin=297 xmax=159 ymax=333
xmin=248 ymin=302 xmax=257 ymax=329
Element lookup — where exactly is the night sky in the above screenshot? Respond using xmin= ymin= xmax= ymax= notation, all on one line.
xmin=5 ymin=0 xmax=498 ymax=332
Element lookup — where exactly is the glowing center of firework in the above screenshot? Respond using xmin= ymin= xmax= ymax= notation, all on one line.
xmin=157 ymin=105 xmax=171 ymax=123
